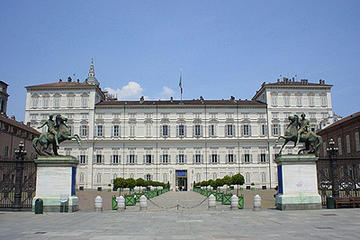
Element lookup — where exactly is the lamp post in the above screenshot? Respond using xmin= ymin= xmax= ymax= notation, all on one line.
xmin=326 ymin=138 xmax=338 ymax=197
xmin=14 ymin=141 xmax=27 ymax=210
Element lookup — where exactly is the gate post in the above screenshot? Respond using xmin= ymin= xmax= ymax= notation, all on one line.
xmin=14 ymin=142 xmax=26 ymax=210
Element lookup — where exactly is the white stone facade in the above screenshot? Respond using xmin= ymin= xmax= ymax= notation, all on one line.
xmin=25 ymin=65 xmax=333 ymax=191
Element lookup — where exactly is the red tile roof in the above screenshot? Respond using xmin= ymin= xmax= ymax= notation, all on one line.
xmin=318 ymin=111 xmax=360 ymax=133
xmin=26 ymin=81 xmax=94 ymax=89
xmin=0 ymin=114 xmax=40 ymax=135
xmin=97 ymin=99 xmax=266 ymax=106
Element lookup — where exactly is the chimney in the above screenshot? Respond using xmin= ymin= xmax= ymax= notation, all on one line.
xmin=59 ymin=79 xmax=62 ymax=82
xmin=11 ymin=115 xmax=15 ymax=120
xmin=27 ymin=122 xmax=31 ymax=127
xmin=67 ymin=77 xmax=72 ymax=82
xmin=139 ymin=96 xmax=144 ymax=104
xmin=301 ymin=79 xmax=308 ymax=84
xmin=319 ymin=79 xmax=325 ymax=85
xmin=170 ymin=97 xmax=173 ymax=102
xmin=77 ymin=79 xmax=80 ymax=83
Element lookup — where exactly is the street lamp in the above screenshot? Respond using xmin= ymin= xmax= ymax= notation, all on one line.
xmin=14 ymin=141 xmax=27 ymax=210
xmin=326 ymin=138 xmax=338 ymax=197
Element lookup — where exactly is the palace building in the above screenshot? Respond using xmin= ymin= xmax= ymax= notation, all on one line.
xmin=24 ymin=60 xmax=334 ymax=190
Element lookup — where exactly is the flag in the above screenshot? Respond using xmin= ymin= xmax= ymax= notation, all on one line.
xmin=179 ymin=71 xmax=183 ymax=94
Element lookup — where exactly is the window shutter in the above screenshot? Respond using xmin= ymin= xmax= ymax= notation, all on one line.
xmin=135 ymin=155 xmax=138 ymax=164
xmin=224 ymin=125 xmax=227 ymax=136
xmin=94 ymin=126 xmax=97 ymax=137
xmin=201 ymin=155 xmax=204 ymax=163
xmin=241 ymin=154 xmax=245 ymax=163
xmin=208 ymin=155 xmax=211 ymax=163
xmin=152 ymin=155 xmax=154 ymax=164
xmin=176 ymin=155 xmax=179 ymax=163
xmin=110 ymin=155 xmax=113 ymax=164
xmin=93 ymin=155 xmax=96 ymax=163
xmin=111 ymin=126 xmax=114 ymax=137
xmin=184 ymin=155 xmax=187 ymax=163
xmin=233 ymin=125 xmax=236 ymax=136
xmin=176 ymin=125 xmax=179 ymax=137
xmin=250 ymin=154 xmax=253 ymax=163
xmin=143 ymin=155 xmax=145 ymax=163
xmin=225 ymin=154 xmax=228 ymax=163
xmin=168 ymin=125 xmax=170 ymax=137
xmin=200 ymin=125 xmax=203 ymax=137
xmin=234 ymin=154 xmax=237 ymax=163
xmin=208 ymin=125 xmax=211 ymax=136
xmin=192 ymin=125 xmax=195 ymax=137
xmin=217 ymin=155 xmax=220 ymax=163
xmin=119 ymin=155 xmax=121 ymax=164
xmin=168 ymin=155 xmax=171 ymax=163
xmin=126 ymin=155 xmax=129 ymax=163
xmin=193 ymin=154 xmax=195 ymax=163
xmin=241 ymin=125 xmax=244 ymax=136
xmin=184 ymin=126 xmax=187 ymax=137
xmin=160 ymin=125 xmax=162 ymax=137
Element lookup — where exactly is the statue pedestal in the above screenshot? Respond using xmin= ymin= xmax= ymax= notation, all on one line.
xmin=32 ymin=156 xmax=79 ymax=212
xmin=275 ymin=154 xmax=322 ymax=210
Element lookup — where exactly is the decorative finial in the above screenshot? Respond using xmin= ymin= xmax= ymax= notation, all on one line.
xmin=85 ymin=58 xmax=99 ymax=85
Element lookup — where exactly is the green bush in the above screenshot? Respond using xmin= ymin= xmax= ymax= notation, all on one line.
xmin=193 ymin=173 xmax=245 ymax=189
xmin=231 ymin=173 xmax=245 ymax=185
xmin=113 ymin=177 xmax=169 ymax=190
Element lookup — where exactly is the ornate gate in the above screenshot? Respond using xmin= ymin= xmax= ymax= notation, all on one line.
xmin=0 ymin=156 xmax=37 ymax=210
xmin=317 ymin=157 xmax=360 ymax=205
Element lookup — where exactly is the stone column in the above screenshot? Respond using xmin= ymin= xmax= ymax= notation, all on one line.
xmin=275 ymin=154 xmax=321 ymax=210
xmin=32 ymin=156 xmax=79 ymax=212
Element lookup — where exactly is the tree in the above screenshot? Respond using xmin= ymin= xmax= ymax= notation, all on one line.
xmin=126 ymin=178 xmax=136 ymax=189
xmin=113 ymin=178 xmax=127 ymax=190
xmin=231 ymin=173 xmax=245 ymax=185
xmin=222 ymin=176 xmax=232 ymax=185
xmin=135 ymin=178 xmax=146 ymax=187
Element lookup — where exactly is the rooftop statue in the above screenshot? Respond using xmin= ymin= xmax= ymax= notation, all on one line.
xmin=33 ymin=114 xmax=81 ymax=156
xmin=277 ymin=113 xmax=323 ymax=155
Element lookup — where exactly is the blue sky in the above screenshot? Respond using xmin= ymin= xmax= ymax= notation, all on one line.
xmin=1 ymin=0 xmax=359 ymax=121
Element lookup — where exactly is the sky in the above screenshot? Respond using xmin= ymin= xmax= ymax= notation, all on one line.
xmin=0 ymin=0 xmax=359 ymax=121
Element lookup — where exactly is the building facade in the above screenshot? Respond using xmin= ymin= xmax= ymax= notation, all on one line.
xmin=0 ymin=81 xmax=39 ymax=159
xmin=24 ymin=61 xmax=334 ymax=190
xmin=318 ymin=111 xmax=360 ymax=158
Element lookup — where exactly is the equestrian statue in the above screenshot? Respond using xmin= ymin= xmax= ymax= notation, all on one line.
xmin=276 ymin=113 xmax=323 ymax=155
xmin=33 ymin=114 xmax=81 ymax=156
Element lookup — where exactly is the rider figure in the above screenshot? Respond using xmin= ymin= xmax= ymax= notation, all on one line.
xmin=295 ymin=113 xmax=310 ymax=147
xmin=38 ymin=114 xmax=59 ymax=147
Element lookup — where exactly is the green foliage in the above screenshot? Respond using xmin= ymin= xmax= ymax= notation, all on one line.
xmin=193 ymin=173 xmax=245 ymax=188
xmin=230 ymin=173 xmax=245 ymax=185
xmin=113 ymin=177 xmax=169 ymax=190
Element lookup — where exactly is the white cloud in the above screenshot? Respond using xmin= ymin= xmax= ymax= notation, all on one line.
xmin=159 ymin=86 xmax=175 ymax=99
xmin=104 ymin=81 xmax=144 ymax=100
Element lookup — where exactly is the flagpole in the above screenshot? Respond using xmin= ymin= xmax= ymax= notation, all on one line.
xmin=179 ymin=68 xmax=183 ymax=103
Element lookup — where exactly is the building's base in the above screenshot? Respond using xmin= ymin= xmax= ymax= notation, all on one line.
xmin=32 ymin=196 xmax=79 ymax=213
xmin=276 ymin=193 xmax=322 ymax=210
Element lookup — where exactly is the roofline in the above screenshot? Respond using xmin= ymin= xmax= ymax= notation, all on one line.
xmin=317 ymin=111 xmax=360 ymax=134
xmin=252 ymin=83 xmax=333 ymax=100
xmin=0 ymin=81 xmax=8 ymax=86
xmin=25 ymin=82 xmax=105 ymax=98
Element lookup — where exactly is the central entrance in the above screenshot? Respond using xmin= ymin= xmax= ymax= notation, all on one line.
xmin=176 ymin=170 xmax=187 ymax=191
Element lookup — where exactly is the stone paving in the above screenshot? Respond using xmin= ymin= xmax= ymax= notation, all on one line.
xmin=1 ymin=192 xmax=360 ymax=239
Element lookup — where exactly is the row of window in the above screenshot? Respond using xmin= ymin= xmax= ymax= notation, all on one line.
xmin=31 ymin=96 xmax=89 ymax=108
xmin=271 ymin=95 xmax=327 ymax=107
xmin=78 ymin=153 xmax=269 ymax=164
xmin=90 ymin=124 xmax=271 ymax=138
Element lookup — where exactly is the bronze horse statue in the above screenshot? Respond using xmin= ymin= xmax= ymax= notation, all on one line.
xmin=33 ymin=114 xmax=81 ymax=156
xmin=277 ymin=115 xmax=323 ymax=155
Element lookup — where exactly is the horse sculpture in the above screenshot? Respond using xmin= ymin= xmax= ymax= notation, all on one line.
xmin=33 ymin=114 xmax=81 ymax=156
xmin=277 ymin=115 xmax=323 ymax=155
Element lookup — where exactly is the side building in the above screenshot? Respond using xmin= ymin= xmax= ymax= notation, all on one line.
xmin=24 ymin=61 xmax=334 ymax=190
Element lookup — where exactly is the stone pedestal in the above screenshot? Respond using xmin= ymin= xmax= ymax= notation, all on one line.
xmin=32 ymin=156 xmax=79 ymax=212
xmin=275 ymin=154 xmax=321 ymax=210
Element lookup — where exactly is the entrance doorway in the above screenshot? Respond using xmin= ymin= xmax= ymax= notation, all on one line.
xmin=176 ymin=170 xmax=187 ymax=191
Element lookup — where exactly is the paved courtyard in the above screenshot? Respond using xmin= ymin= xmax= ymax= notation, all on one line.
xmin=1 ymin=192 xmax=360 ymax=239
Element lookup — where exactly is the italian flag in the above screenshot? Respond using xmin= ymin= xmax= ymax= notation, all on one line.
xmin=179 ymin=71 xmax=183 ymax=94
